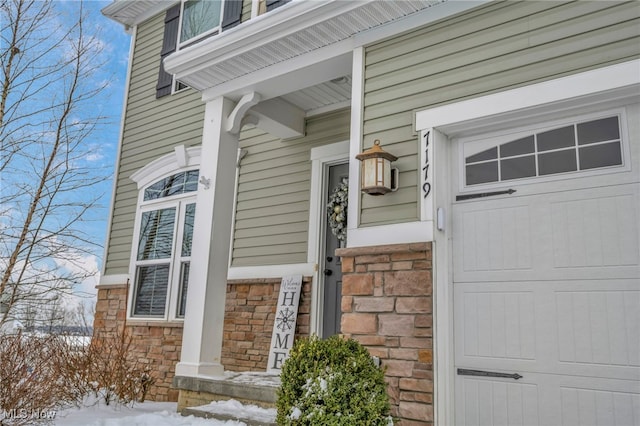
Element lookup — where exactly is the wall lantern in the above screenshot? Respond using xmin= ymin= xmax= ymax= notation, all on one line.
xmin=356 ymin=139 xmax=399 ymax=196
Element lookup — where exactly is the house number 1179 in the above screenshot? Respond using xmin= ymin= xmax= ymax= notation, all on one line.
xmin=422 ymin=130 xmax=431 ymax=199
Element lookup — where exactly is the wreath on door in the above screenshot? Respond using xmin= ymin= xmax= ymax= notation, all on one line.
xmin=327 ymin=177 xmax=348 ymax=243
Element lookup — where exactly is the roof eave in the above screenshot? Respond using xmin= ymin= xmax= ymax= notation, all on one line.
xmin=101 ymin=0 xmax=178 ymax=28
xmin=164 ymin=0 xmax=444 ymax=93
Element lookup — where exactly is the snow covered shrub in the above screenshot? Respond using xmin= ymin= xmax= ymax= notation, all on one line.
xmin=276 ymin=335 xmax=392 ymax=425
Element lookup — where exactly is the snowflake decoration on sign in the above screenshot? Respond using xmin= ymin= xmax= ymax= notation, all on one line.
xmin=327 ymin=177 xmax=348 ymax=242
xmin=276 ymin=307 xmax=295 ymax=332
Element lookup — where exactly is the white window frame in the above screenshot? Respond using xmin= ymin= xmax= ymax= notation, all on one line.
xmin=172 ymin=78 xmax=189 ymax=95
xmin=458 ymin=109 xmax=630 ymax=191
xmin=131 ymin=195 xmax=195 ymax=320
xmin=128 ymin=146 xmax=201 ymax=321
xmin=170 ymin=0 xmax=226 ymax=94
xmin=177 ymin=0 xmax=225 ymax=49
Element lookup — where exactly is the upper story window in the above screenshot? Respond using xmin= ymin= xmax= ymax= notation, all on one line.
xmin=179 ymin=0 xmax=224 ymax=46
xmin=464 ymin=114 xmax=624 ymax=186
xmin=156 ymin=0 xmax=288 ymax=98
xmin=131 ymin=169 xmax=198 ymax=320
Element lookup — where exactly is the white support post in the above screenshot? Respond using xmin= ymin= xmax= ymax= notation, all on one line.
xmin=175 ymin=96 xmax=238 ymax=377
xmin=347 ymin=46 xmax=364 ymax=241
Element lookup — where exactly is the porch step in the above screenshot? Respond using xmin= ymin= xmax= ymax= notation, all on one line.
xmin=175 ymin=372 xmax=280 ymax=425
xmin=183 ymin=399 xmax=276 ymax=425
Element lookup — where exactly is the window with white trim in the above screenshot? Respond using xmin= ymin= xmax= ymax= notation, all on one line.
xmin=464 ymin=114 xmax=624 ymax=186
xmin=179 ymin=0 xmax=224 ymax=46
xmin=157 ymin=1 xmax=244 ymax=97
xmin=131 ymin=170 xmax=198 ymax=319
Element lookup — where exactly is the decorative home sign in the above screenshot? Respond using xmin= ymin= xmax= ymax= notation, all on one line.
xmin=267 ymin=275 xmax=303 ymax=372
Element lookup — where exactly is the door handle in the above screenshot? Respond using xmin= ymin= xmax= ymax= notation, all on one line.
xmin=456 ymin=189 xmax=516 ymax=201
xmin=457 ymin=368 xmax=522 ymax=380
xmin=323 ymin=269 xmax=333 ymax=276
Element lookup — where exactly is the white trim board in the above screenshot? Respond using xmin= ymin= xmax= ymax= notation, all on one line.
xmin=307 ymin=140 xmax=350 ymax=264
xmin=98 ymin=274 xmax=130 ymax=287
xmin=348 ymin=47 xmax=365 ymax=232
xmin=347 ymin=221 xmax=433 ymax=248
xmin=415 ymin=60 xmax=640 ymax=134
xmin=227 ymin=263 xmax=315 ymax=280
xmin=100 ymin=27 xmax=136 ymax=278
xmin=130 ymin=145 xmax=202 ymax=189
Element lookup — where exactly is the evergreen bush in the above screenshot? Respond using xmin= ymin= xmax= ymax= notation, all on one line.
xmin=276 ymin=335 xmax=392 ymax=425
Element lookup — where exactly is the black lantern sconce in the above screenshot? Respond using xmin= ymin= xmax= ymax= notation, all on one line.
xmin=355 ymin=139 xmax=399 ymax=196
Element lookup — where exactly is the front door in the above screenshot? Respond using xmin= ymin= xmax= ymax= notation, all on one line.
xmin=321 ymin=163 xmax=348 ymax=338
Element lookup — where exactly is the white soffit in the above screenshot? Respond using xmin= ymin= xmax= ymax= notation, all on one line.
xmin=282 ymin=76 xmax=352 ymax=112
xmin=102 ymin=0 xmax=176 ymax=28
xmin=164 ymin=0 xmax=441 ymax=93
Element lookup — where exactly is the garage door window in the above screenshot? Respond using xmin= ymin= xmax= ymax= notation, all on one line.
xmin=465 ymin=115 xmax=623 ymax=186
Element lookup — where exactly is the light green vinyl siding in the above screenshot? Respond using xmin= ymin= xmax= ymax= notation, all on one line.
xmin=232 ymin=108 xmax=350 ymax=267
xmin=242 ymin=0 xmax=253 ymax=23
xmin=104 ymin=12 xmax=205 ymax=275
xmin=361 ymin=0 xmax=640 ymax=226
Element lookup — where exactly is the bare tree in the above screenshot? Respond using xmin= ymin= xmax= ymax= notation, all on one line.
xmin=0 ymin=0 xmax=109 ymax=331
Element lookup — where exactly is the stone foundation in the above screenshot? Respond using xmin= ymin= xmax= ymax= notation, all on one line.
xmin=93 ymin=284 xmax=183 ymax=402
xmin=336 ymin=242 xmax=433 ymax=426
xmin=221 ymin=277 xmax=312 ymax=371
xmin=94 ymin=276 xmax=313 ymax=402
xmin=95 ymin=255 xmax=432 ymax=422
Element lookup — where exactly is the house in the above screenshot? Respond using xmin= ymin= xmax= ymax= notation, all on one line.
xmin=97 ymin=0 xmax=640 ymax=424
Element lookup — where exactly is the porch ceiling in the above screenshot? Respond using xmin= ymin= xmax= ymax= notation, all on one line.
xmin=281 ymin=76 xmax=352 ymax=114
xmin=164 ymin=0 xmax=442 ymax=101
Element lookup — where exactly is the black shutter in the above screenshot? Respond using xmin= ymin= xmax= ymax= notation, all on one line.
xmin=221 ymin=0 xmax=243 ymax=31
xmin=156 ymin=4 xmax=181 ymax=99
xmin=266 ymin=0 xmax=291 ymax=12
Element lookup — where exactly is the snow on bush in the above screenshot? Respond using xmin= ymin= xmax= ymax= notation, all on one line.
xmin=276 ymin=335 xmax=393 ymax=425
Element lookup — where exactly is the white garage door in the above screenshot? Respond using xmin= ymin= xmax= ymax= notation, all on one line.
xmin=452 ymin=110 xmax=640 ymax=426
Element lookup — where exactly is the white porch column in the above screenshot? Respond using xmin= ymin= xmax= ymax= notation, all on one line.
xmin=175 ymin=96 xmax=237 ymax=377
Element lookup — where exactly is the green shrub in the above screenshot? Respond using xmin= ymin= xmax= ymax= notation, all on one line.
xmin=276 ymin=335 xmax=392 ymax=425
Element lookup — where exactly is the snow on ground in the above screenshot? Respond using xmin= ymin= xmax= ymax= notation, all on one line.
xmin=54 ymin=400 xmax=246 ymax=426
xmin=190 ymin=399 xmax=276 ymax=424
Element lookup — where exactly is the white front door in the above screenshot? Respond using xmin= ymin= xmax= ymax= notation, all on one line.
xmin=451 ymin=109 xmax=640 ymax=425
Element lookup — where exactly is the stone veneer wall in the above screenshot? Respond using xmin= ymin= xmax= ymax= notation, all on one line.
xmin=94 ymin=277 xmax=312 ymax=402
xmin=221 ymin=277 xmax=312 ymax=371
xmin=336 ymin=242 xmax=433 ymax=426
xmin=93 ymin=284 xmax=183 ymax=402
